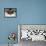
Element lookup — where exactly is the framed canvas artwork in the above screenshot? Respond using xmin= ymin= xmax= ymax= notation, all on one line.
xmin=18 ymin=24 xmax=46 ymax=41
xmin=4 ymin=8 xmax=17 ymax=18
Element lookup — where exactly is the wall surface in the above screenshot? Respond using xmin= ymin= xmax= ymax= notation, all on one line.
xmin=0 ymin=0 xmax=46 ymax=45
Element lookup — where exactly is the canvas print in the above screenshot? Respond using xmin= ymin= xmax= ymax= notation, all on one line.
xmin=4 ymin=8 xmax=17 ymax=17
xmin=18 ymin=25 xmax=46 ymax=41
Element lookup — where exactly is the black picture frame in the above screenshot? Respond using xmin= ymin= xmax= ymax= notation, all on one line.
xmin=4 ymin=8 xmax=17 ymax=18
